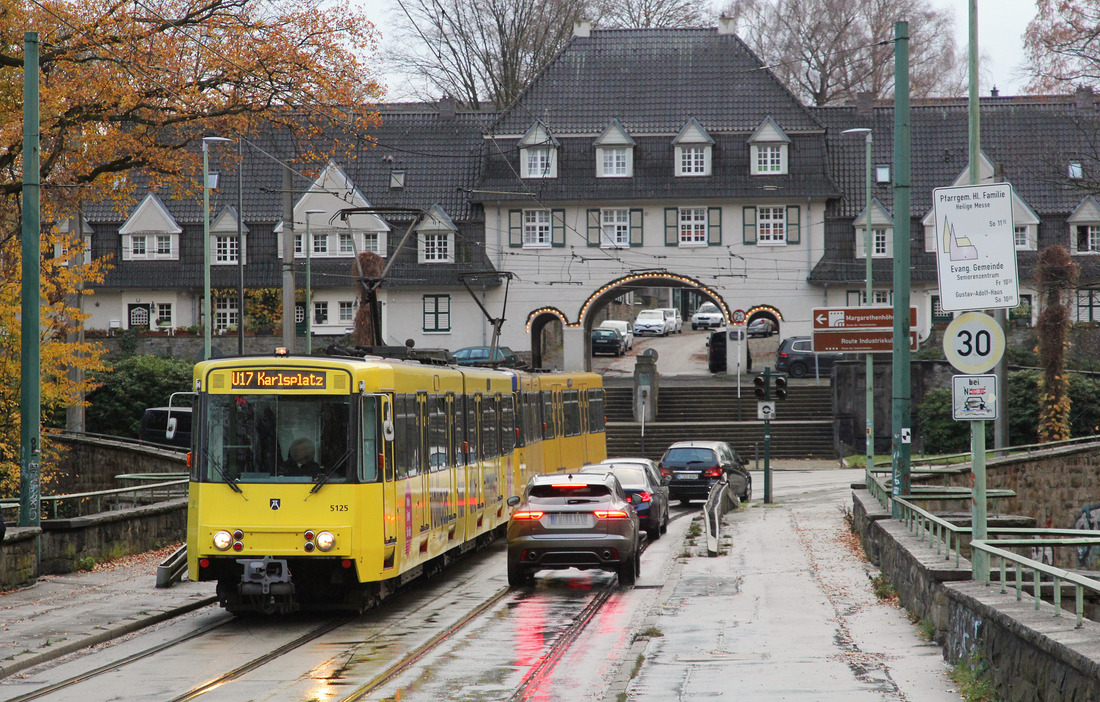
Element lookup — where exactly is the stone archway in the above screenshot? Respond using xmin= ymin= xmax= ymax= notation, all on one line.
xmin=525 ymin=307 xmax=569 ymax=370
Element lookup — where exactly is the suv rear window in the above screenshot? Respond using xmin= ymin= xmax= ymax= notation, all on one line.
xmin=529 ymin=483 xmax=611 ymax=498
xmin=662 ymin=447 xmax=718 ymax=465
xmin=607 ymin=466 xmax=646 ymax=489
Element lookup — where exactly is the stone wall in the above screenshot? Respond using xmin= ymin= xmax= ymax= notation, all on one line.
xmin=52 ymin=434 xmax=188 ymax=494
xmin=0 ymin=528 xmax=42 ymax=589
xmin=923 ymin=443 xmax=1100 ymax=569
xmin=0 ymin=499 xmax=187 ymax=586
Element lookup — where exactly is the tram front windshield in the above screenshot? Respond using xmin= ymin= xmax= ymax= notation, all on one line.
xmin=202 ymin=394 xmax=352 ymax=483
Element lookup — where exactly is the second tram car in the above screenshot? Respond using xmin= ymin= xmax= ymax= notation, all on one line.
xmin=185 ymin=352 xmax=606 ymax=613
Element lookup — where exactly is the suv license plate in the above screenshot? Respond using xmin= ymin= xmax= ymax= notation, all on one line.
xmin=549 ymin=513 xmax=587 ymax=526
xmin=675 ymin=472 xmax=697 ymax=480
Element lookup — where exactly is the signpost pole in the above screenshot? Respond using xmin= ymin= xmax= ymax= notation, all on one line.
xmin=763 ymin=367 xmax=772 ymax=505
xmin=967 ymin=0 xmax=989 ymax=582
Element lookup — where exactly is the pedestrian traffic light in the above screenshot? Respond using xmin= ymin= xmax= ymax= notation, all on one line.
xmin=753 ymin=374 xmax=768 ymax=400
xmin=774 ymin=376 xmax=788 ymax=400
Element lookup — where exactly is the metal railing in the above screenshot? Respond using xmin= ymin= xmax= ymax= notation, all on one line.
xmin=0 ymin=477 xmax=188 ymax=524
xmin=866 ymin=467 xmax=1100 ymax=626
xmin=973 ymin=538 xmax=1100 ymax=628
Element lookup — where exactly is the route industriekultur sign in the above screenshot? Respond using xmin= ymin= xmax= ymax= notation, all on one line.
xmin=933 ymin=183 xmax=1020 ymax=312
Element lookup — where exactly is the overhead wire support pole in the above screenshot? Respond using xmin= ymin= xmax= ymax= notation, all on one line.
xmin=336 ymin=206 xmax=427 ymax=347
xmin=890 ymin=21 xmax=912 ymax=518
xmin=459 ymin=271 xmax=515 ymax=357
xmin=20 ymin=32 xmax=42 ymax=528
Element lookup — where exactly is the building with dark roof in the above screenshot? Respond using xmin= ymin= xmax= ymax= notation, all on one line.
xmin=72 ymin=22 xmax=1100 ymax=368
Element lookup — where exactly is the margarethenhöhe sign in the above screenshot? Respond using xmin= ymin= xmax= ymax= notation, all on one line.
xmin=933 ymin=183 xmax=1020 ymax=312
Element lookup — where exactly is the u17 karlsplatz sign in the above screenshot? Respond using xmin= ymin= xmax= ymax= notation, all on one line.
xmin=933 ymin=183 xmax=1020 ymax=312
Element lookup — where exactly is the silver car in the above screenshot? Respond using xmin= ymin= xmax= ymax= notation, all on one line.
xmin=506 ymin=473 xmax=642 ymax=587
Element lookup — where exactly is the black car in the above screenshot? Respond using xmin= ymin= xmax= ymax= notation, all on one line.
xmin=658 ymin=440 xmax=751 ymax=504
xmin=581 ymin=462 xmax=670 ymax=540
xmin=591 ymin=328 xmax=625 ymax=356
xmin=774 ymin=336 xmax=845 ymax=378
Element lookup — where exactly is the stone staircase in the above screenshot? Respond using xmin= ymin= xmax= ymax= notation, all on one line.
xmin=603 ymin=383 xmax=836 ymax=462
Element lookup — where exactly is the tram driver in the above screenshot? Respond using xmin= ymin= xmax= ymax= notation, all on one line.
xmin=285 ymin=437 xmax=321 ymax=478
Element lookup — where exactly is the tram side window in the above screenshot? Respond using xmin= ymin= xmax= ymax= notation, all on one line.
xmin=526 ymin=392 xmax=540 ymax=444
xmin=465 ymin=395 xmax=480 ymax=463
xmin=394 ymin=394 xmax=416 ymax=478
xmin=428 ymin=395 xmax=448 ymax=471
xmin=449 ymin=393 xmax=463 ymax=468
xmin=563 ymin=389 xmax=580 ymax=437
xmin=501 ymin=394 xmax=516 ymax=453
xmin=541 ymin=392 xmax=555 ymax=440
xmin=587 ymin=388 xmax=606 ymax=432
xmin=482 ymin=394 xmax=499 ymax=459
xmin=360 ymin=396 xmax=380 ymax=482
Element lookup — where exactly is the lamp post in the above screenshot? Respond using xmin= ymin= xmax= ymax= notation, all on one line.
xmin=303 ymin=210 xmax=325 ymax=355
xmin=843 ymin=127 xmax=874 ymax=483
xmin=202 ymin=136 xmax=233 ymax=361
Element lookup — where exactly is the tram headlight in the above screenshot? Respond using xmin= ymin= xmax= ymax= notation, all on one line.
xmin=213 ymin=530 xmax=233 ymax=551
xmin=315 ymin=531 xmax=336 ymax=552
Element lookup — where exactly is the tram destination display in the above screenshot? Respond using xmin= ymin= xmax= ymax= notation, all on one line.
xmin=230 ymin=369 xmax=328 ymax=389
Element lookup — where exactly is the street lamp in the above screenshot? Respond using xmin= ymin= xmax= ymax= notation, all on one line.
xmin=202 ymin=136 xmax=233 ymax=361
xmin=303 ymin=210 xmax=325 ymax=355
xmin=843 ymin=127 xmax=874 ymax=483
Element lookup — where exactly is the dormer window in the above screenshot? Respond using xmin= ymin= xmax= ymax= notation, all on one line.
xmin=595 ymin=119 xmax=636 ymax=178
xmin=119 ymin=193 xmax=181 ymax=261
xmin=673 ymin=118 xmax=714 ymax=177
xmin=525 ymin=147 xmax=554 ymax=178
xmin=417 ymin=204 xmax=457 ymax=263
xmin=602 ymin=147 xmax=630 ymax=176
xmin=748 ymin=117 xmax=790 ymax=176
xmin=518 ymin=122 xmax=559 ymax=179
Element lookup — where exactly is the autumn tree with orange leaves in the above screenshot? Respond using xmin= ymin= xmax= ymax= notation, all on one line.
xmin=0 ymin=0 xmax=384 ymax=494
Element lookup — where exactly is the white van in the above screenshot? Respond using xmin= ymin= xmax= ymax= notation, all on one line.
xmin=656 ymin=308 xmax=683 ymax=334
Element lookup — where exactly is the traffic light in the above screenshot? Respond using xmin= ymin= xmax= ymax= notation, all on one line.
xmin=753 ymin=374 xmax=768 ymax=400
xmin=774 ymin=376 xmax=788 ymax=401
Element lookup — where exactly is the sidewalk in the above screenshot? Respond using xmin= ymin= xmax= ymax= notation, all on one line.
xmin=612 ymin=474 xmax=958 ymax=701
xmin=0 ymin=546 xmax=216 ymax=679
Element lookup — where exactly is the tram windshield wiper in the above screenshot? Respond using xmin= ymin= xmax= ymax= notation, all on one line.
xmin=203 ymin=447 xmax=245 ymax=496
xmin=308 ymin=449 xmax=351 ymax=496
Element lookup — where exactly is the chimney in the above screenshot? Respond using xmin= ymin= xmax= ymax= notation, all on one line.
xmin=573 ymin=19 xmax=591 ymax=37
xmin=439 ymin=95 xmax=456 ymax=120
xmin=990 ymin=86 xmax=999 ymax=97
xmin=856 ymin=91 xmax=874 ymax=118
xmin=717 ymin=15 xmax=736 ymax=35
xmin=1076 ymin=85 xmax=1094 ymax=112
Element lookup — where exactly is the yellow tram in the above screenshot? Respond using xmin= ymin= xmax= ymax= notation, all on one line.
xmin=185 ymin=352 xmax=606 ymax=613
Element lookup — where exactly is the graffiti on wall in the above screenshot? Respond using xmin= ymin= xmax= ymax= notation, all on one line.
xmin=1073 ymin=504 xmax=1100 ymax=567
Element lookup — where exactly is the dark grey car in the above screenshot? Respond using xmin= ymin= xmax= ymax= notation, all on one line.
xmin=658 ymin=440 xmax=751 ymax=504
xmin=506 ymin=473 xmax=642 ymax=587
xmin=774 ymin=336 xmax=845 ymax=378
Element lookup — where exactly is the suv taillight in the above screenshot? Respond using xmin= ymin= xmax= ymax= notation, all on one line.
xmin=595 ymin=510 xmax=630 ymax=519
xmin=704 ymin=467 xmax=722 ymax=478
xmin=637 ymin=491 xmax=652 ymax=502
xmin=778 ymin=351 xmax=789 ymax=357
xmin=658 ymin=465 xmax=671 ymax=477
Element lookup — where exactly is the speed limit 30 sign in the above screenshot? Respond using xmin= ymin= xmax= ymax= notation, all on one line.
xmin=943 ymin=312 xmax=1005 ymax=374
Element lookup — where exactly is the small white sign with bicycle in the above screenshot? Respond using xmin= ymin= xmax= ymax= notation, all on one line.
xmin=952 ymin=374 xmax=997 ymax=421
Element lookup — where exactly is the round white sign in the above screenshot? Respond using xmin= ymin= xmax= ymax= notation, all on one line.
xmin=943 ymin=312 xmax=1005 ymax=374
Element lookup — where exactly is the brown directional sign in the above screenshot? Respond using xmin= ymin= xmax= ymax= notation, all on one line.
xmin=812 ymin=330 xmax=918 ymax=353
xmin=812 ymin=307 xmax=917 ymax=330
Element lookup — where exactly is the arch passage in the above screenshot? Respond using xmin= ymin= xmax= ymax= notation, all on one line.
xmin=526 ymin=307 xmax=569 ymax=370
xmin=576 ymin=272 xmax=730 ymax=331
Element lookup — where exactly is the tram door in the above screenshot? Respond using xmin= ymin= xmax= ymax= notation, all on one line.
xmin=542 ymin=390 xmax=561 ymax=472
xmin=378 ymin=395 xmax=397 ymax=562
xmin=414 ymin=392 xmax=431 ymax=545
xmin=579 ymin=389 xmax=590 ymax=465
